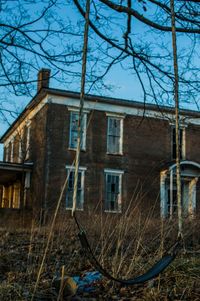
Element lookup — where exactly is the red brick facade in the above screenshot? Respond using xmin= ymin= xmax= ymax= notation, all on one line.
xmin=1 ymin=72 xmax=200 ymax=222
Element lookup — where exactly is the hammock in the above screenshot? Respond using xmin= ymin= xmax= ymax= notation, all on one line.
xmin=75 ymin=215 xmax=180 ymax=285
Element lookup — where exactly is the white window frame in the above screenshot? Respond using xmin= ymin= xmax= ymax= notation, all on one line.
xmin=65 ymin=165 xmax=87 ymax=210
xmin=68 ymin=110 xmax=87 ymax=151
xmin=104 ymin=169 xmax=124 ymax=213
xmin=25 ymin=122 xmax=31 ymax=160
xmin=10 ymin=139 xmax=14 ymax=163
xmin=18 ymin=140 xmax=22 ymax=163
xmin=106 ymin=114 xmax=124 ymax=155
xmin=4 ymin=144 xmax=9 ymax=162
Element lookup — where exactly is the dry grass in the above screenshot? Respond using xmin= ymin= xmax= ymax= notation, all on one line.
xmin=1 ymin=210 xmax=200 ymax=300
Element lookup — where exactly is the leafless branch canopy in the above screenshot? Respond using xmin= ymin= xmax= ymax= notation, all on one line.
xmin=73 ymin=0 xmax=200 ymax=108
xmin=0 ymin=0 xmax=200 ymax=125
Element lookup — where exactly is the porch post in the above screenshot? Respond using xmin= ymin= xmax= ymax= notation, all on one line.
xmin=188 ymin=177 xmax=198 ymax=218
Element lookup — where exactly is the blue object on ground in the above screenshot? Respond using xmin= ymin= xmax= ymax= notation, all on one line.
xmin=73 ymin=271 xmax=102 ymax=292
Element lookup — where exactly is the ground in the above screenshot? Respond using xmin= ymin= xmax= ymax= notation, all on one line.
xmin=1 ymin=215 xmax=200 ymax=300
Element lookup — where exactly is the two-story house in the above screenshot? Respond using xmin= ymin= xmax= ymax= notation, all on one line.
xmin=1 ymin=69 xmax=200 ymax=222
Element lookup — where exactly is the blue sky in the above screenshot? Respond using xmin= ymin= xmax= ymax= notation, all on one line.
xmin=0 ymin=0 xmax=199 ymax=159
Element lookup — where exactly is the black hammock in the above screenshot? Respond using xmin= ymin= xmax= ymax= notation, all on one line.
xmin=75 ymin=216 xmax=180 ymax=285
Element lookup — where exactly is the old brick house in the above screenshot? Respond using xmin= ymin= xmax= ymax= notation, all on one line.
xmin=1 ymin=69 xmax=200 ymax=221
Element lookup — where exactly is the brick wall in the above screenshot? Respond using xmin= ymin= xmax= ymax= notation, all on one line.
xmin=42 ymin=103 xmax=200 ymax=217
xmin=29 ymin=104 xmax=49 ymax=215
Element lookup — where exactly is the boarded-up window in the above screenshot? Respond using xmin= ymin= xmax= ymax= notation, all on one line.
xmin=104 ymin=170 xmax=123 ymax=212
xmin=107 ymin=117 xmax=122 ymax=154
xmin=66 ymin=169 xmax=85 ymax=210
xmin=69 ymin=112 xmax=86 ymax=150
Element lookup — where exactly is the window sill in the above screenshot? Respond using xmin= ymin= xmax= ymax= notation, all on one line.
xmin=68 ymin=148 xmax=86 ymax=152
xmin=104 ymin=210 xmax=122 ymax=214
xmin=65 ymin=208 xmax=84 ymax=211
xmin=106 ymin=152 xmax=123 ymax=156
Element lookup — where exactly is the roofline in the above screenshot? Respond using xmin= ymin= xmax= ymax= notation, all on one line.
xmin=1 ymin=87 xmax=200 ymax=143
xmin=0 ymin=89 xmax=47 ymax=142
xmin=45 ymin=87 xmax=200 ymax=117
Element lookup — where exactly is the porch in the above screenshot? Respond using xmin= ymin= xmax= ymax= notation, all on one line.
xmin=0 ymin=162 xmax=33 ymax=209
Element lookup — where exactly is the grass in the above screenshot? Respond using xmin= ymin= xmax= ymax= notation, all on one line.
xmin=1 ymin=211 xmax=200 ymax=300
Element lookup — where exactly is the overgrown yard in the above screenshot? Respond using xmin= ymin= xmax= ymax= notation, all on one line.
xmin=1 ymin=214 xmax=200 ymax=300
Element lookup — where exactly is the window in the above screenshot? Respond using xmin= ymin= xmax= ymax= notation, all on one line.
xmin=4 ymin=145 xmax=9 ymax=162
xmin=25 ymin=123 xmax=31 ymax=160
xmin=66 ymin=166 xmax=86 ymax=210
xmin=18 ymin=139 xmax=22 ymax=163
xmin=69 ymin=111 xmax=87 ymax=150
xmin=104 ymin=169 xmax=123 ymax=212
xmin=10 ymin=139 xmax=14 ymax=162
xmin=172 ymin=127 xmax=185 ymax=160
xmin=107 ymin=116 xmax=123 ymax=154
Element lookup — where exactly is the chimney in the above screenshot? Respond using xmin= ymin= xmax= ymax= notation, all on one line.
xmin=37 ymin=69 xmax=51 ymax=92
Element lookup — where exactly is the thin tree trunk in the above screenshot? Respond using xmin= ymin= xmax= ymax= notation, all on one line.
xmin=72 ymin=0 xmax=90 ymax=215
xmin=170 ymin=0 xmax=182 ymax=236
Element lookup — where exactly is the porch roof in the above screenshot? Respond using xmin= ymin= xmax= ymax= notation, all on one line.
xmin=0 ymin=162 xmax=33 ymax=185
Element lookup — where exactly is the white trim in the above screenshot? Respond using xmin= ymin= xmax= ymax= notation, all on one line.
xmin=5 ymin=146 xmax=9 ymax=162
xmin=10 ymin=139 xmax=14 ymax=162
xmin=188 ymin=177 xmax=198 ymax=217
xmin=169 ymin=122 xmax=188 ymax=128
xmin=67 ymin=106 xmax=90 ymax=114
xmin=48 ymin=95 xmax=200 ymax=126
xmin=4 ymin=96 xmax=48 ymax=145
xmin=182 ymin=128 xmax=186 ymax=160
xmin=18 ymin=140 xmax=22 ymax=163
xmin=3 ymin=94 xmax=200 ymax=147
xmin=106 ymin=112 xmax=126 ymax=118
xmin=104 ymin=168 xmax=124 ymax=174
xmin=25 ymin=123 xmax=31 ymax=160
xmin=169 ymin=160 xmax=200 ymax=172
xmin=65 ymin=165 xmax=87 ymax=171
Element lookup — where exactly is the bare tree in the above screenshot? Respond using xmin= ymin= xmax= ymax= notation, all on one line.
xmin=0 ymin=0 xmax=85 ymax=127
xmin=0 ymin=0 xmax=200 ymax=118
xmin=72 ymin=0 xmax=200 ymax=108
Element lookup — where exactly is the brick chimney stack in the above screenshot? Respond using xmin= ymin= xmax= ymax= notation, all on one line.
xmin=37 ymin=69 xmax=51 ymax=92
